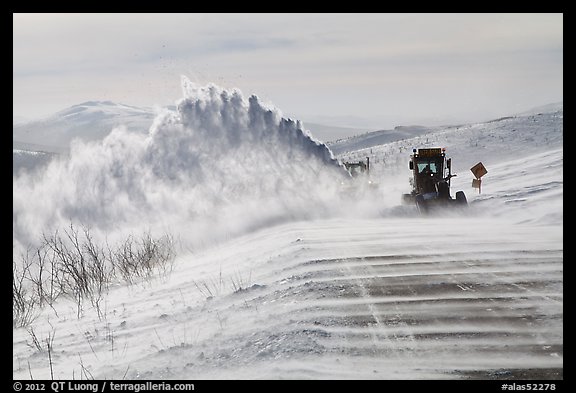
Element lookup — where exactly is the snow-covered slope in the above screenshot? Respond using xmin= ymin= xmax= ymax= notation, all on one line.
xmin=515 ymin=102 xmax=564 ymax=117
xmin=13 ymin=84 xmax=562 ymax=380
xmin=334 ymin=106 xmax=563 ymax=163
xmin=328 ymin=125 xmax=442 ymax=155
xmin=13 ymin=101 xmax=156 ymax=153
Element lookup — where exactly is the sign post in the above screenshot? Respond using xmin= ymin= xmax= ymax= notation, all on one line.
xmin=470 ymin=162 xmax=487 ymax=194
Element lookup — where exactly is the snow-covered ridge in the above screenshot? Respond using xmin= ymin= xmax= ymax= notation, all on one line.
xmin=327 ymin=125 xmax=441 ymax=155
xmin=13 ymin=101 xmax=157 ymax=151
xmin=56 ymin=101 xmax=152 ymax=120
xmin=330 ymin=102 xmax=563 ymax=157
xmin=337 ymin=107 xmax=563 ymax=171
xmin=514 ymin=101 xmax=563 ymax=117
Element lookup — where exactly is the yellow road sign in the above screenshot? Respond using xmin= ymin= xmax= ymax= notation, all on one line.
xmin=470 ymin=162 xmax=487 ymax=179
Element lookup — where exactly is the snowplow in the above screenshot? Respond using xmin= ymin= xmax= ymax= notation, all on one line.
xmin=343 ymin=157 xmax=370 ymax=178
xmin=402 ymin=147 xmax=467 ymax=212
xmin=340 ymin=157 xmax=378 ymax=195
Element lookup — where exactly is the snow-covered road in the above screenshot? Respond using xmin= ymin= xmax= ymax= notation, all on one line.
xmin=13 ymin=211 xmax=562 ymax=379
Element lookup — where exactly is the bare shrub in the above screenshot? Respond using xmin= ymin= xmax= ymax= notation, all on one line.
xmin=13 ymin=258 xmax=39 ymax=328
xmin=42 ymin=224 xmax=114 ymax=318
xmin=110 ymin=232 xmax=175 ymax=285
xmin=13 ymin=223 xmax=176 ymax=324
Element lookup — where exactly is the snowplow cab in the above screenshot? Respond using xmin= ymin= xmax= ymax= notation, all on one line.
xmin=340 ymin=157 xmax=378 ymax=195
xmin=410 ymin=148 xmax=448 ymax=195
xmin=402 ymin=147 xmax=467 ymax=211
xmin=344 ymin=157 xmax=369 ymax=177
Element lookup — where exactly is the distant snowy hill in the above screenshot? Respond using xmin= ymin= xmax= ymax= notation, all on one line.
xmin=514 ymin=101 xmax=563 ymax=117
xmin=13 ymin=101 xmax=156 ymax=153
xmin=327 ymin=125 xmax=442 ymax=155
xmin=333 ymin=102 xmax=563 ymax=159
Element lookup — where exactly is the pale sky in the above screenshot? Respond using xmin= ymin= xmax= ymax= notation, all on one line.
xmin=13 ymin=13 xmax=563 ymax=129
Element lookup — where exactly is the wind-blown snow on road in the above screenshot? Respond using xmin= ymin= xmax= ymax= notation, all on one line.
xmin=12 ymin=83 xmax=562 ymax=379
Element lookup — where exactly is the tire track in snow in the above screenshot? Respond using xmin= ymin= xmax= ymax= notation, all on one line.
xmin=344 ymin=260 xmax=399 ymax=358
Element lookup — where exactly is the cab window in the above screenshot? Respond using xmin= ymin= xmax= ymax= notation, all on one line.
xmin=417 ymin=161 xmax=438 ymax=174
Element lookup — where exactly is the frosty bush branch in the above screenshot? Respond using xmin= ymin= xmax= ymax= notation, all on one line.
xmin=13 ymin=258 xmax=39 ymax=328
xmin=13 ymin=224 xmax=176 ymax=327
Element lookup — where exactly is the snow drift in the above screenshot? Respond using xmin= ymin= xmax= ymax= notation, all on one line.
xmin=13 ymin=78 xmax=348 ymax=251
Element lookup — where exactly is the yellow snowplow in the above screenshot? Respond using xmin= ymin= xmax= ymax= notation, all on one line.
xmin=402 ymin=147 xmax=467 ymax=212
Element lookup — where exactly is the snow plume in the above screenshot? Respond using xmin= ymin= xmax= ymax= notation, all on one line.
xmin=13 ymin=79 xmax=348 ymax=251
